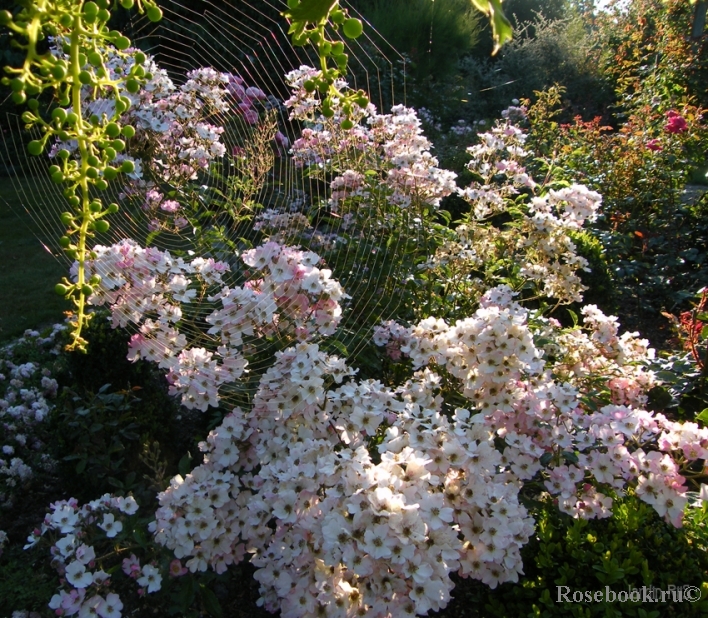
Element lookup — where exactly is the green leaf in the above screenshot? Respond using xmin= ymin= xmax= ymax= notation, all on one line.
xmin=76 ymin=458 xmax=87 ymax=474
xmin=647 ymin=385 xmax=673 ymax=410
xmin=695 ymin=408 xmax=708 ymax=426
xmin=287 ymin=21 xmax=305 ymax=35
xmin=561 ymin=451 xmax=579 ymax=465
xmin=567 ymin=308 xmax=578 ymax=327
xmin=177 ymin=578 xmax=197 ymax=610
xmin=178 ymin=453 xmax=193 ymax=477
xmin=468 ymin=0 xmax=513 ymax=55
xmin=437 ymin=209 xmax=452 ymax=225
xmin=489 ymin=1 xmax=513 ymax=55
xmin=133 ymin=527 xmax=148 ymax=549
xmin=325 ymin=339 xmax=348 ymax=357
xmin=284 ymin=0 xmax=338 ymax=24
xmin=200 ymin=585 xmax=223 ymax=618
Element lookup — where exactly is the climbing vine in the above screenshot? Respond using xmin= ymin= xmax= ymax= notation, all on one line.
xmin=0 ymin=0 xmax=161 ymax=351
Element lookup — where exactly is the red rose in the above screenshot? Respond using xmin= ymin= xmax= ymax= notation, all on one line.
xmin=665 ymin=110 xmax=687 ymax=134
xmin=645 ymin=138 xmax=663 ymax=151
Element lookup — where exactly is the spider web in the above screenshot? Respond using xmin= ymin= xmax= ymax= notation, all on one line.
xmin=1 ymin=0 xmax=423 ymax=392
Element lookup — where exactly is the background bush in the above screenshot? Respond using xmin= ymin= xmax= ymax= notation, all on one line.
xmin=354 ymin=0 xmax=482 ymax=83
xmin=51 ymin=313 xmax=203 ymax=504
xmin=445 ymin=495 xmax=708 ymax=618
xmin=459 ymin=15 xmax=612 ymax=123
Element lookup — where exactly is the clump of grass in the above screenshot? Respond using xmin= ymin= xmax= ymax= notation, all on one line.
xmin=0 ymin=177 xmax=68 ymax=342
xmin=358 ymin=0 xmax=482 ymax=82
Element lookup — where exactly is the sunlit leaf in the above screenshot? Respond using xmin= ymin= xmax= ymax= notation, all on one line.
xmin=284 ymin=0 xmax=338 ymax=24
xmin=469 ymin=0 xmax=513 ymax=54
xmin=489 ymin=0 xmax=513 ymax=54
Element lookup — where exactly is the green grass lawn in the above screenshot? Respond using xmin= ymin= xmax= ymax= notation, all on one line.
xmin=0 ymin=176 xmax=70 ymax=342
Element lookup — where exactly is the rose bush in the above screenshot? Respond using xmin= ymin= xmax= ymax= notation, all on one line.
xmin=3 ymin=1 xmax=708 ymax=617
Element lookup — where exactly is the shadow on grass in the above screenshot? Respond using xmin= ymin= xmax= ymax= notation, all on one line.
xmin=0 ymin=176 xmax=69 ymax=343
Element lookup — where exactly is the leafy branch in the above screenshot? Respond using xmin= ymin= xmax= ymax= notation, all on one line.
xmin=282 ymin=0 xmax=514 ymax=124
xmin=0 ymin=0 xmax=162 ymax=351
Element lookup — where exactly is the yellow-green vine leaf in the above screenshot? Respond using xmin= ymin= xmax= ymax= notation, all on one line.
xmin=469 ymin=0 xmax=513 ymax=55
xmin=489 ymin=0 xmax=513 ymax=54
xmin=469 ymin=0 xmax=492 ymax=13
xmin=283 ymin=0 xmax=339 ymax=24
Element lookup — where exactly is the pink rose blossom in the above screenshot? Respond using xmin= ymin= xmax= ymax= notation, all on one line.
xmin=665 ymin=110 xmax=687 ymax=134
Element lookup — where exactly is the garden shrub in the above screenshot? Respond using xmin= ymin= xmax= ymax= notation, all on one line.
xmin=654 ymin=286 xmax=708 ymax=420
xmin=567 ymin=229 xmax=616 ymax=316
xmin=468 ymin=494 xmax=708 ymax=617
xmin=62 ymin=311 xmax=182 ymax=438
xmin=503 ymin=0 xmax=568 ymax=30
xmin=343 ymin=0 xmax=485 ymax=133
xmin=593 ymin=197 xmax=708 ymax=348
xmin=524 ymin=97 xmax=706 ymax=225
xmin=0 ymin=543 xmax=57 ymax=616
xmin=402 ymin=13 xmax=614 ymax=165
xmin=355 ymin=0 xmax=482 ymax=83
xmin=4 ymin=2 xmax=708 ymax=617
xmin=51 ymin=311 xmax=192 ymax=503
xmin=517 ymin=0 xmax=707 ymax=228
xmin=63 ymin=310 xmax=147 ymax=393
xmin=519 ymin=78 xmax=707 ymax=349
xmin=0 ymin=326 xmax=65 ymax=515
xmin=594 ymin=0 xmax=708 ymax=113
xmin=454 ymin=15 xmax=612 ymax=125
xmin=352 ymin=3 xmax=610 ymax=133
xmin=50 ymin=384 xmax=155 ymax=503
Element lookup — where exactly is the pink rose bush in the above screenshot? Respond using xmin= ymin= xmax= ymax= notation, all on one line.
xmin=152 ymin=338 xmax=535 ymax=616
xmin=0 ymin=326 xmax=64 ymax=510
xmin=24 ymin=494 xmax=144 ymax=618
xmin=146 ymin=280 xmax=708 ymax=616
xmin=20 ymin=50 xmax=708 ymax=617
xmin=286 ymin=65 xmax=458 ymax=213
xmin=374 ymin=287 xmax=704 ymax=529
xmin=420 ymin=104 xmax=602 ymax=307
xmin=638 ymin=109 xmax=693 ymax=155
xmin=79 ymin=238 xmax=345 ymax=412
xmin=49 ymin=43 xmax=276 ymax=236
